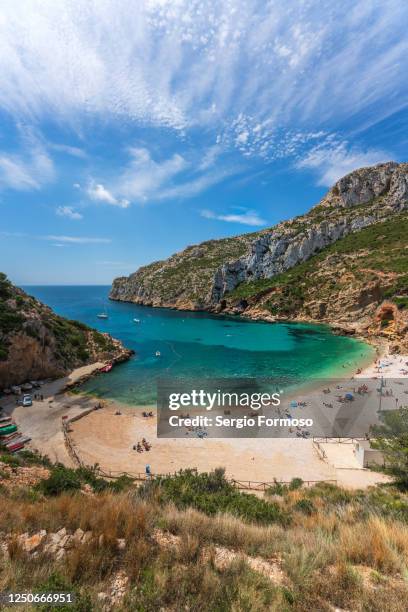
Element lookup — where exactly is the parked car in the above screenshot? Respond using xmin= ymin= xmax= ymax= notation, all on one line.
xmin=18 ymin=394 xmax=32 ymax=407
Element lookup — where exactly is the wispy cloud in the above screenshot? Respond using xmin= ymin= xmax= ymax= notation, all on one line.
xmin=86 ymin=146 xmax=240 ymax=205
xmin=50 ymin=143 xmax=86 ymax=158
xmin=0 ymin=1 xmax=405 ymax=162
xmin=87 ymin=182 xmax=130 ymax=208
xmin=0 ymin=231 xmax=26 ymax=238
xmin=56 ymin=206 xmax=83 ymax=220
xmin=201 ymin=208 xmax=266 ymax=227
xmin=296 ymin=139 xmax=389 ymax=186
xmin=114 ymin=147 xmax=188 ymax=203
xmin=1 ymin=230 xmax=110 ymax=244
xmin=0 ymin=139 xmax=55 ymax=191
xmin=43 ymin=235 xmax=111 ymax=244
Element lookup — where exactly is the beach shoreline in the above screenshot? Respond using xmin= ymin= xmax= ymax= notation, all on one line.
xmin=4 ymin=343 xmax=407 ymax=490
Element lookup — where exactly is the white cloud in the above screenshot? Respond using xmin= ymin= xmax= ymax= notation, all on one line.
xmin=87 ymin=146 xmax=239 ymax=205
xmin=154 ymin=166 xmax=239 ymax=201
xmin=87 ymin=182 xmax=130 ymax=208
xmin=56 ymin=206 xmax=83 ymax=220
xmin=51 ymin=144 xmax=86 ymax=158
xmin=0 ymin=0 xmax=405 ymax=161
xmin=0 ymin=231 xmax=26 ymax=238
xmin=116 ymin=147 xmax=187 ymax=202
xmin=44 ymin=235 xmax=111 ymax=244
xmin=0 ymin=156 xmax=38 ymax=190
xmin=201 ymin=208 xmax=266 ymax=226
xmin=0 ymin=139 xmax=55 ymax=191
xmin=197 ymin=144 xmax=222 ymax=171
xmin=297 ymin=140 xmax=390 ymax=186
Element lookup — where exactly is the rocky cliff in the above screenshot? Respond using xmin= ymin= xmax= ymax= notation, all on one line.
xmin=110 ymin=162 xmax=408 ymax=349
xmin=0 ymin=274 xmax=132 ymax=388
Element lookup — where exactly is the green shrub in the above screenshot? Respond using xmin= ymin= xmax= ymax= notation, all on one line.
xmin=109 ymin=474 xmax=134 ymax=492
xmin=70 ymin=465 xmax=107 ymax=492
xmin=36 ymin=573 xmax=92 ymax=612
xmin=18 ymin=450 xmax=52 ymax=467
xmin=0 ymin=341 xmax=8 ymax=360
xmin=294 ymin=498 xmax=315 ymax=515
xmin=37 ymin=465 xmax=81 ymax=496
xmin=289 ymin=477 xmax=304 ymax=491
xmin=265 ymin=479 xmax=288 ymax=496
xmin=140 ymin=468 xmax=290 ymax=526
xmin=306 ymin=482 xmax=353 ymax=505
xmin=0 ymin=453 xmax=21 ymax=467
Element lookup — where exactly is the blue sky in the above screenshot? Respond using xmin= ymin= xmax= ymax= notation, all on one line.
xmin=0 ymin=0 xmax=407 ymax=285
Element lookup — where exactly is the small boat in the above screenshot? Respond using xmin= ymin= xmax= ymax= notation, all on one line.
xmin=8 ymin=442 xmax=25 ymax=453
xmin=97 ymin=305 xmax=109 ymax=319
xmin=0 ymin=424 xmax=18 ymax=436
xmin=155 ymin=351 xmax=161 ymax=357
xmin=100 ymin=363 xmax=113 ymax=373
xmin=133 ymin=318 xmax=141 ymax=323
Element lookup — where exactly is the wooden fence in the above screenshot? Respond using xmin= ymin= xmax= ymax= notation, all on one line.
xmin=62 ymin=414 xmax=337 ymax=490
xmin=313 ymin=437 xmax=366 ymax=444
xmin=87 ymin=467 xmax=337 ymax=491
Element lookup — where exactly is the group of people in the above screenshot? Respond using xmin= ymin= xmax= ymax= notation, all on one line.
xmin=133 ymin=438 xmax=152 ymax=453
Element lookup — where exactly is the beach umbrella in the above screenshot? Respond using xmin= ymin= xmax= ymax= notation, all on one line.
xmin=290 ymin=400 xmax=298 ymax=408
xmin=345 ymin=393 xmax=354 ymax=400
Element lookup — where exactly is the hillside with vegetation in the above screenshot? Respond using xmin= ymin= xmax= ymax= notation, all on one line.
xmin=225 ymin=212 xmax=408 ymax=352
xmin=1 ymin=449 xmax=408 ymax=611
xmin=0 ymin=274 xmax=131 ymax=388
xmin=110 ymin=162 xmax=408 ymax=351
xmin=110 ymin=231 xmax=263 ymax=309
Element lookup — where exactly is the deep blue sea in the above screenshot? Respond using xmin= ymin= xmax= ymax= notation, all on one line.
xmin=25 ymin=286 xmax=374 ymax=405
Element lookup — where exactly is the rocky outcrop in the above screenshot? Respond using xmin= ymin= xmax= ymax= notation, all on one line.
xmin=0 ymin=274 xmax=132 ymax=389
xmin=111 ymin=162 xmax=408 ymax=310
xmin=320 ymin=161 xmax=408 ymax=209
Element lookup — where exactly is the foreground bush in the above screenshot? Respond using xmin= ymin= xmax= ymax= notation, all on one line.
xmin=139 ymin=468 xmax=291 ymax=525
xmin=1 ymin=456 xmax=408 ymax=610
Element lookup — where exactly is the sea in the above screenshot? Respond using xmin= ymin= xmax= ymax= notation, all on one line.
xmin=24 ymin=286 xmax=374 ymax=406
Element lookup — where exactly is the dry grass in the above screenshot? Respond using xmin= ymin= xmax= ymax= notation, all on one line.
xmin=338 ymin=515 xmax=408 ymax=573
xmin=0 ymin=492 xmax=152 ymax=540
xmin=1 ymin=481 xmax=408 ymax=610
xmin=161 ymin=503 xmax=285 ymax=557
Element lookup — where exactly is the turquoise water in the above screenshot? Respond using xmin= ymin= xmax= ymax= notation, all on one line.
xmin=25 ymin=286 xmax=374 ymax=405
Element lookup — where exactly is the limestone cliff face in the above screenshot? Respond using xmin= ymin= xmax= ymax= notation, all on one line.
xmin=320 ymin=161 xmax=408 ymax=209
xmin=0 ymin=274 xmax=132 ymax=388
xmin=211 ymin=213 xmax=377 ymax=303
xmin=110 ymin=234 xmax=258 ymax=309
xmin=110 ymin=162 xmax=408 ymax=313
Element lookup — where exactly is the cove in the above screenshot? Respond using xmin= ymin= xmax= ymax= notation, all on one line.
xmin=26 ymin=286 xmax=374 ymax=406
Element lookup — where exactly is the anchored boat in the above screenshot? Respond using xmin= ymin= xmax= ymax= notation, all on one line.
xmin=97 ymin=305 xmax=109 ymax=319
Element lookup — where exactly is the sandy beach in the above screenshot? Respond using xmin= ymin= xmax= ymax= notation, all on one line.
xmin=5 ymin=350 xmax=408 ymax=490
